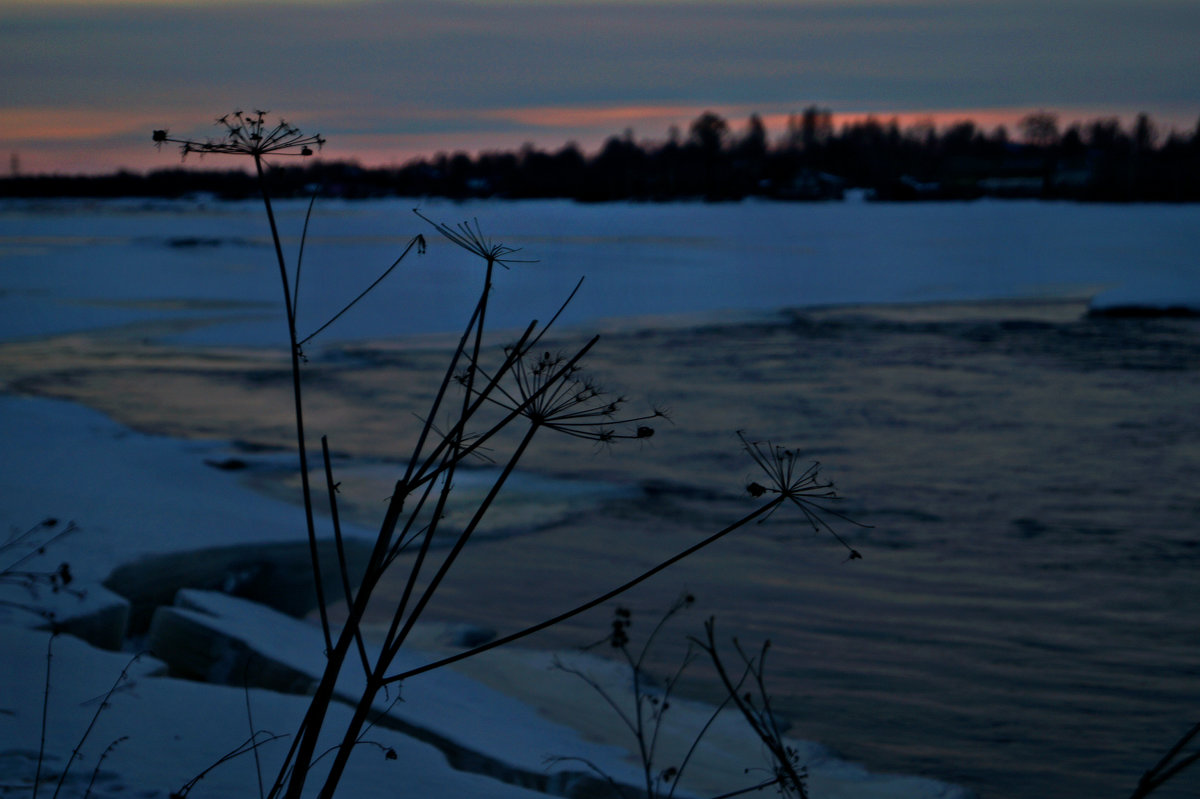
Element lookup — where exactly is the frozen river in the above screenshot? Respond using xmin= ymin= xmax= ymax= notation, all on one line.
xmin=2 ymin=196 xmax=1198 ymax=346
xmin=2 ymin=196 xmax=1199 ymax=797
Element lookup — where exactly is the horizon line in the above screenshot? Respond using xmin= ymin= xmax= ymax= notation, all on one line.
xmin=5 ymin=102 xmax=1196 ymax=178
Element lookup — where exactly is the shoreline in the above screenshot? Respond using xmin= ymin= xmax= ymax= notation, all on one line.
xmin=0 ymin=388 xmax=973 ymax=799
xmin=4 ymin=294 xmax=1197 ymax=797
xmin=0 ymin=294 xmax=1100 ymax=447
xmin=2 ymin=297 xmax=1084 ymax=797
xmin=0 ymin=297 xmax=1016 ymax=796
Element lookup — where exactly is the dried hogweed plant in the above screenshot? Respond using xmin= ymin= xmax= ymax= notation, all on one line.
xmin=153 ymin=111 xmax=422 ymax=655
xmin=150 ymin=112 xmax=866 ymax=799
xmin=550 ymin=595 xmax=708 ymax=799
xmin=552 ymin=597 xmax=813 ymax=799
xmin=694 ymin=618 xmax=811 ymax=799
xmin=469 ymin=347 xmax=663 ymax=444
xmin=153 ymin=109 xmax=326 ymax=161
xmin=1 ymin=518 xmax=81 ymax=622
xmin=740 ymin=431 xmax=865 ymax=561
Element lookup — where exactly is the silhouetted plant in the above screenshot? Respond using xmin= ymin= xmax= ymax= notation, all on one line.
xmin=694 ymin=619 xmax=809 ymax=799
xmin=1129 ymin=722 xmax=1200 ymax=798
xmin=553 ymin=598 xmax=814 ymax=799
xmin=33 ymin=636 xmax=142 ymax=799
xmin=170 ymin=730 xmax=287 ymax=799
xmin=275 ymin=231 xmax=666 ymax=799
xmin=155 ymin=111 xmax=418 ymax=655
xmin=739 ymin=431 xmax=865 ymax=561
xmin=153 ymin=112 xmax=866 ymax=799
xmin=83 ymin=735 xmax=128 ymax=799
xmin=153 ymin=110 xmax=326 ymax=161
xmin=1 ymin=518 xmax=81 ymax=620
xmin=550 ymin=596 xmax=715 ymax=799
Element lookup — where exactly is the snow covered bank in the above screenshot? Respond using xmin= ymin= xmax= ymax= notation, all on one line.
xmin=0 ymin=624 xmax=570 ymax=799
xmin=0 ymin=393 xmax=974 ymax=797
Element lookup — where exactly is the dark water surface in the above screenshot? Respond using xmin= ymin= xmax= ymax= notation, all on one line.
xmin=6 ymin=292 xmax=1196 ymax=796
xmin=5 ymin=196 xmax=1198 ymax=796
xmin=361 ymin=300 xmax=1200 ymax=798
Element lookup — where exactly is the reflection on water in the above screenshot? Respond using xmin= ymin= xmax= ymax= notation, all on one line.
xmin=4 ymin=197 xmax=1199 ymax=797
xmin=361 ymin=302 xmax=1200 ymax=799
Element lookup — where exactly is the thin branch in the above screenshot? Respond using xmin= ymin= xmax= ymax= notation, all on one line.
xmin=708 ymin=776 xmax=786 ymax=799
xmin=552 ymin=657 xmax=639 ymax=736
xmin=292 ymin=193 xmax=317 ymax=324
xmin=175 ymin=732 xmax=289 ymax=798
xmin=543 ymin=755 xmax=636 ymax=799
xmin=383 ymin=498 xmax=783 ymax=684
xmin=385 ymin=422 xmax=542 ymax=666
xmin=243 ymin=663 xmax=266 ymax=799
xmin=321 ymin=437 xmax=370 ymax=679
xmin=83 ymin=736 xmax=127 ymax=799
xmin=298 ymin=234 xmax=425 ymax=347
xmin=1131 ymin=721 xmax=1200 ymax=798
xmin=667 ymin=691 xmax=734 ymax=799
xmin=52 ymin=652 xmax=143 ymax=799
xmin=34 ymin=633 xmax=54 ymax=799
xmin=526 ymin=276 xmax=585 ymax=352
xmin=695 ymin=620 xmax=808 ymax=799
xmin=252 ymin=152 xmax=331 ymax=655
xmin=3 ymin=520 xmax=79 ymax=576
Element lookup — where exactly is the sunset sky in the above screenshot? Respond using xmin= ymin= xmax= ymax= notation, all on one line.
xmin=2 ymin=0 xmax=1197 ymax=174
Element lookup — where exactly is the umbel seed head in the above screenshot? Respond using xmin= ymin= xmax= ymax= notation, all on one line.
xmin=151 ymin=110 xmax=325 ymax=161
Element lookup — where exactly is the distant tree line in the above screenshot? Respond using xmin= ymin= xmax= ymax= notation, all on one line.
xmin=4 ymin=108 xmax=1199 ymax=202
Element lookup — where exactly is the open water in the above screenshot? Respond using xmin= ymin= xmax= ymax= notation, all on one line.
xmin=362 ymin=299 xmax=1200 ymax=799
xmin=2 ymin=197 xmax=1198 ymax=797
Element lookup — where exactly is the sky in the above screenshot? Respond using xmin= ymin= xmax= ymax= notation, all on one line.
xmin=1 ymin=0 xmax=1197 ymax=175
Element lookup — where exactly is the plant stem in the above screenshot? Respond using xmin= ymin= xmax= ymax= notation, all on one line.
xmin=385 ymin=497 xmax=784 ymax=684
xmin=316 ymin=423 xmax=541 ymax=798
xmin=252 ymin=153 xmax=331 ymax=654
xmin=34 ymin=633 xmax=53 ymax=799
xmin=322 ymin=436 xmax=371 ymax=678
xmin=271 ymin=565 xmax=383 ymax=799
xmin=390 ymin=421 xmax=540 ymax=661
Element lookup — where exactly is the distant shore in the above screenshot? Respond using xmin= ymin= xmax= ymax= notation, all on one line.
xmin=5 ymin=106 xmax=1199 ymax=203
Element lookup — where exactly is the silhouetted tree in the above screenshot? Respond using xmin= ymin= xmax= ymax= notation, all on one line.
xmin=688 ymin=111 xmax=729 ymax=156
xmin=737 ymin=114 xmax=768 ymax=160
xmin=5 ymin=108 xmax=1198 ymax=202
xmin=1020 ymin=111 xmax=1060 ymax=148
xmin=786 ymin=106 xmax=833 ymax=152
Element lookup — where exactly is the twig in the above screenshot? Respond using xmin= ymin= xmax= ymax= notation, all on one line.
xmin=174 ymin=732 xmax=288 ymax=798
xmin=2 ymin=519 xmax=78 ymax=574
xmin=243 ymin=660 xmax=265 ymax=799
xmin=291 ymin=193 xmax=317 ymax=322
xmin=250 ymin=150 xmax=330 ymax=655
xmin=34 ymin=633 xmax=55 ymax=799
xmin=52 ymin=652 xmax=143 ymax=799
xmin=544 ymin=755 xmax=636 ymax=799
xmin=321 ymin=436 xmax=370 ymax=678
xmin=694 ymin=620 xmax=808 ymax=799
xmin=385 ymin=499 xmax=782 ymax=684
xmin=83 ymin=737 xmax=128 ymax=799
xmin=1130 ymin=721 xmax=1200 ymax=798
xmin=298 ymin=234 xmax=425 ymax=347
